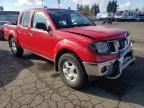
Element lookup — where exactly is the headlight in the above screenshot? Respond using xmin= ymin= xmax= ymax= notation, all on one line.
xmin=89 ymin=42 xmax=110 ymax=54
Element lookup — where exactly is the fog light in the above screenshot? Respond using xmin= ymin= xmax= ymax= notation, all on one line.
xmin=101 ymin=66 xmax=107 ymax=73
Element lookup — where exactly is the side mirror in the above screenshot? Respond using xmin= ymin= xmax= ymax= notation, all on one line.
xmin=47 ymin=25 xmax=51 ymax=32
xmin=36 ymin=22 xmax=48 ymax=31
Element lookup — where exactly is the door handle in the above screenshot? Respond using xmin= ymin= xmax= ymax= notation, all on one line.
xmin=18 ymin=28 xmax=21 ymax=32
xmin=29 ymin=32 xmax=33 ymax=36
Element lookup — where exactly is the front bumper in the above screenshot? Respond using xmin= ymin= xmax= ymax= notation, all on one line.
xmin=83 ymin=48 xmax=135 ymax=79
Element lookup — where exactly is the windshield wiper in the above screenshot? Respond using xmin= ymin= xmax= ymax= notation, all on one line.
xmin=59 ymin=24 xmax=94 ymax=29
xmin=76 ymin=24 xmax=93 ymax=27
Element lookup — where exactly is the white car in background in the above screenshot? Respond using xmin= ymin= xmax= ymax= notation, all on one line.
xmin=115 ymin=10 xmax=139 ymax=21
xmin=96 ymin=12 xmax=114 ymax=20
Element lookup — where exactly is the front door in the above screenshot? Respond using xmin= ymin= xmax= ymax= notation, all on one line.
xmin=29 ymin=11 xmax=53 ymax=59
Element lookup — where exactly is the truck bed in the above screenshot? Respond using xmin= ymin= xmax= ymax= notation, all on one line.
xmin=4 ymin=24 xmax=17 ymax=40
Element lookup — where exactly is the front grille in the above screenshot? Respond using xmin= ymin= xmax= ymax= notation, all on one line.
xmin=108 ymin=38 xmax=129 ymax=53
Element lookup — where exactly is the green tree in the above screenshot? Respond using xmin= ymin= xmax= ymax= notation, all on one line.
xmin=80 ymin=5 xmax=90 ymax=15
xmin=0 ymin=6 xmax=4 ymax=11
xmin=107 ymin=1 xmax=112 ymax=12
xmin=91 ymin=4 xmax=100 ymax=15
xmin=112 ymin=0 xmax=118 ymax=13
xmin=77 ymin=4 xmax=93 ymax=16
xmin=77 ymin=4 xmax=80 ymax=11
xmin=68 ymin=6 xmax=71 ymax=10
xmin=107 ymin=0 xmax=118 ymax=13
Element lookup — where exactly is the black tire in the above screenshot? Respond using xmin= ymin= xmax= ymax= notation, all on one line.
xmin=58 ymin=53 xmax=88 ymax=89
xmin=0 ymin=32 xmax=5 ymax=40
xmin=9 ymin=37 xmax=23 ymax=57
xmin=0 ymin=36 xmax=4 ymax=40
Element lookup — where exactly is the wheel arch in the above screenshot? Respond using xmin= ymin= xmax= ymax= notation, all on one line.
xmin=8 ymin=34 xmax=22 ymax=48
xmin=54 ymin=48 xmax=83 ymax=72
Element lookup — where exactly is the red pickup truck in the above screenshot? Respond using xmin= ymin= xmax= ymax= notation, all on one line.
xmin=4 ymin=8 xmax=135 ymax=89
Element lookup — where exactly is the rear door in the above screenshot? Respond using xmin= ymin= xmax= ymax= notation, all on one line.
xmin=29 ymin=11 xmax=53 ymax=58
xmin=18 ymin=11 xmax=31 ymax=49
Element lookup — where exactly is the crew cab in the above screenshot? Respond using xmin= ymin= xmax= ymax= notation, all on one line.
xmin=4 ymin=8 xmax=135 ymax=89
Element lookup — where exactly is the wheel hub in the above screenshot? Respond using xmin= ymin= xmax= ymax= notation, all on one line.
xmin=10 ymin=39 xmax=17 ymax=53
xmin=62 ymin=61 xmax=78 ymax=82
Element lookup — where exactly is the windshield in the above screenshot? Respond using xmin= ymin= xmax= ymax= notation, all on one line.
xmin=116 ymin=11 xmax=124 ymax=16
xmin=48 ymin=9 xmax=95 ymax=29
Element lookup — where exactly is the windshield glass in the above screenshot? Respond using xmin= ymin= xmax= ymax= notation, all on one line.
xmin=48 ymin=9 xmax=95 ymax=29
xmin=116 ymin=11 xmax=124 ymax=16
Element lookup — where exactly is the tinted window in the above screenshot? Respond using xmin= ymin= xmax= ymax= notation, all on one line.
xmin=20 ymin=12 xmax=31 ymax=27
xmin=32 ymin=12 xmax=49 ymax=30
xmin=48 ymin=9 xmax=95 ymax=29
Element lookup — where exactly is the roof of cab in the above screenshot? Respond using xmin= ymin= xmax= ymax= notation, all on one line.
xmin=22 ymin=8 xmax=74 ymax=12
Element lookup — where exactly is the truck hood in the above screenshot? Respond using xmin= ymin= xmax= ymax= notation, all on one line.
xmin=61 ymin=26 xmax=127 ymax=41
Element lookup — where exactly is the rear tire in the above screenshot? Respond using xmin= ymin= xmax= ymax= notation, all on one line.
xmin=0 ymin=32 xmax=4 ymax=40
xmin=58 ymin=53 xmax=88 ymax=89
xmin=9 ymin=37 xmax=23 ymax=57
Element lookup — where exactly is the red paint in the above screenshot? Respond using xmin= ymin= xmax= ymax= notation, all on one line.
xmin=4 ymin=8 xmax=128 ymax=63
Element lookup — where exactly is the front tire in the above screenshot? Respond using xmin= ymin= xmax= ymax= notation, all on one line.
xmin=9 ymin=37 xmax=23 ymax=57
xmin=58 ymin=53 xmax=88 ymax=89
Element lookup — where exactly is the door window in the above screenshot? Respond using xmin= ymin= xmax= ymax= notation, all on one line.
xmin=32 ymin=12 xmax=49 ymax=30
xmin=19 ymin=12 xmax=31 ymax=27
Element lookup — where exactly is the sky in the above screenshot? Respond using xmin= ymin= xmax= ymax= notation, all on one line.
xmin=1 ymin=0 xmax=144 ymax=12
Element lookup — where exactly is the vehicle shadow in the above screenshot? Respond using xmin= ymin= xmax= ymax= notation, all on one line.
xmin=0 ymin=49 xmax=144 ymax=107
xmin=23 ymin=53 xmax=54 ymax=72
xmin=81 ymin=56 xmax=144 ymax=106
xmin=0 ymin=50 xmax=34 ymax=88
xmin=27 ymin=53 xmax=144 ymax=107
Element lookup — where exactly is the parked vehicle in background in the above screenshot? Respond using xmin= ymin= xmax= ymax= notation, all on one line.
xmin=0 ymin=11 xmax=19 ymax=40
xmin=0 ymin=11 xmax=19 ymax=24
xmin=4 ymin=8 xmax=135 ymax=89
xmin=96 ymin=13 xmax=103 ymax=20
xmin=96 ymin=12 xmax=114 ymax=24
xmin=0 ymin=21 xmax=10 ymax=40
xmin=96 ymin=12 xmax=114 ymax=21
xmin=136 ymin=14 xmax=144 ymax=22
xmin=115 ymin=10 xmax=139 ymax=21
